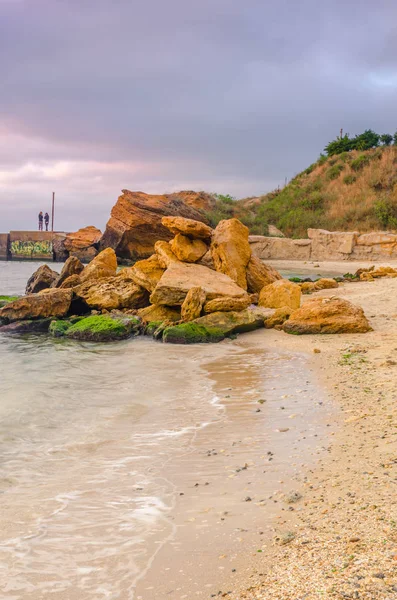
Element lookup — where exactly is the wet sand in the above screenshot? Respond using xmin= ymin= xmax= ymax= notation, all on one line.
xmin=230 ymin=266 xmax=397 ymax=599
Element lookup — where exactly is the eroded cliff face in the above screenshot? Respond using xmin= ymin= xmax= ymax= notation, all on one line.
xmin=99 ymin=190 xmax=211 ymax=260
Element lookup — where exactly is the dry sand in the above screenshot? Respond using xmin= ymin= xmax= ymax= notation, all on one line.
xmin=230 ymin=264 xmax=397 ymax=599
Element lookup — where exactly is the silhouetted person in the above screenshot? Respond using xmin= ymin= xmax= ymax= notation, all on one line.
xmin=44 ymin=212 xmax=50 ymax=231
xmin=38 ymin=211 xmax=43 ymax=231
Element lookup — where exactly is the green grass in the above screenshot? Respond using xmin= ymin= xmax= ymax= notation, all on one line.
xmin=66 ymin=315 xmax=140 ymax=342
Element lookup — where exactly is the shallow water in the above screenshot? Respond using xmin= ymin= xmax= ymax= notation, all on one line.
xmin=0 ymin=262 xmax=332 ymax=599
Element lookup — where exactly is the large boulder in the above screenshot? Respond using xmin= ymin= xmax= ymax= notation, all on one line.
xmin=211 ymin=219 xmax=251 ymax=290
xmin=300 ymin=278 xmax=339 ymax=294
xmin=170 ymin=234 xmax=208 ymax=263
xmin=52 ymin=256 xmax=84 ymax=288
xmin=150 ymin=262 xmax=247 ymax=306
xmin=137 ymin=304 xmax=181 ymax=324
xmin=0 ymin=318 xmax=53 ymax=334
xmin=0 ymin=289 xmax=72 ymax=323
xmin=181 ymin=287 xmax=206 ymax=321
xmin=163 ymin=307 xmax=265 ymax=344
xmin=58 ymin=274 xmax=82 ymax=289
xmin=80 ymin=248 xmax=117 ymax=282
xmin=167 ymin=190 xmax=215 ymax=212
xmin=99 ymin=190 xmax=211 ymax=260
xmin=259 ymin=279 xmax=301 ymax=310
xmin=26 ymin=264 xmax=59 ymax=294
xmin=74 ymin=275 xmax=149 ymax=311
xmin=162 ymin=216 xmax=213 ymax=240
xmin=64 ymin=226 xmax=102 ymax=262
xmin=124 ymin=255 xmax=165 ymax=292
xmin=203 ymin=295 xmax=251 ymax=314
xmin=283 ymin=297 xmax=372 ymax=335
xmin=246 ymin=255 xmax=282 ymax=293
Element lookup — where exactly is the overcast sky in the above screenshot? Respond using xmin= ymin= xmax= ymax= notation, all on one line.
xmin=1 ymin=0 xmax=397 ymax=232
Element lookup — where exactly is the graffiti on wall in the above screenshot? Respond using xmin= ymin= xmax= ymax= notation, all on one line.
xmin=11 ymin=240 xmax=53 ymax=258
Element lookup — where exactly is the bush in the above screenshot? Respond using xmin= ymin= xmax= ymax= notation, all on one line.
xmin=343 ymin=174 xmax=356 ymax=185
xmin=317 ymin=154 xmax=327 ymax=166
xmin=373 ymin=198 xmax=397 ymax=229
xmin=301 ymin=191 xmax=324 ymax=210
xmin=339 ymin=152 xmax=351 ymax=163
xmin=327 ymin=164 xmax=344 ymax=180
xmin=351 ymin=154 xmax=370 ymax=171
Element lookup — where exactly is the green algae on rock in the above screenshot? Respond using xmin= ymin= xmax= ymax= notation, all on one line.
xmin=163 ymin=307 xmax=266 ymax=344
xmin=0 ymin=296 xmax=19 ymax=308
xmin=65 ymin=314 xmax=141 ymax=342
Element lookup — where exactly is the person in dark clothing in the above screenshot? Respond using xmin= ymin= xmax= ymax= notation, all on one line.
xmin=38 ymin=211 xmax=43 ymax=231
xmin=44 ymin=212 xmax=50 ymax=231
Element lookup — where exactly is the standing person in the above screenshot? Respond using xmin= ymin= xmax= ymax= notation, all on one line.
xmin=38 ymin=211 xmax=43 ymax=231
xmin=44 ymin=212 xmax=50 ymax=231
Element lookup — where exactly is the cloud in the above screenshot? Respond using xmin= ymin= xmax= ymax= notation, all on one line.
xmin=0 ymin=0 xmax=397 ymax=232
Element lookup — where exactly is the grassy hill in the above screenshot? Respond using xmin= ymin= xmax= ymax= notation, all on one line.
xmin=205 ymin=146 xmax=397 ymax=238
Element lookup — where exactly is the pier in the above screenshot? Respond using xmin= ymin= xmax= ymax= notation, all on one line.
xmin=0 ymin=231 xmax=67 ymax=261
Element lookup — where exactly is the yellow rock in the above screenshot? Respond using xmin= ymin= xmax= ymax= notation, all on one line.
xmin=0 ymin=289 xmax=73 ymax=322
xmin=80 ymin=248 xmax=117 ymax=282
xmin=211 ymin=218 xmax=251 ymax=290
xmin=137 ymin=304 xmax=181 ymax=323
xmin=170 ymin=234 xmax=208 ymax=263
xmin=246 ymin=255 xmax=282 ymax=293
xmin=259 ymin=279 xmax=301 ymax=310
xmin=203 ymin=295 xmax=251 ymax=314
xmin=124 ymin=255 xmax=165 ymax=292
xmin=75 ymin=276 xmax=149 ymax=311
xmin=161 ymin=216 xmax=213 ymax=239
xmin=181 ymin=287 xmax=206 ymax=321
xmin=154 ymin=241 xmax=179 ymax=268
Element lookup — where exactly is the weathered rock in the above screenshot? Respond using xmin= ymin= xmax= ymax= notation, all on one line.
xmin=259 ymin=279 xmax=301 ymax=310
xmin=268 ymin=224 xmax=285 ymax=237
xmin=26 ymin=264 xmax=59 ymax=294
xmin=80 ymin=248 xmax=117 ymax=282
xmin=65 ymin=314 xmax=141 ymax=342
xmin=59 ymin=274 xmax=82 ymax=289
xmin=0 ymin=295 xmax=19 ymax=308
xmin=74 ymin=275 xmax=149 ymax=311
xmin=100 ymin=190 xmax=211 ymax=260
xmin=264 ymin=307 xmax=292 ymax=329
xmin=0 ymin=318 xmax=52 ymax=334
xmin=246 ymin=255 xmax=282 ymax=293
xmin=167 ymin=190 xmax=215 ymax=212
xmin=203 ymin=295 xmax=251 ymax=314
xmin=170 ymin=234 xmax=208 ymax=263
xmin=163 ymin=308 xmax=265 ymax=344
xmin=52 ymin=233 xmax=69 ymax=262
xmin=52 ymin=256 xmax=84 ymax=288
xmin=360 ymin=266 xmax=397 ymax=280
xmin=162 ymin=216 xmax=213 ymax=240
xmin=308 ymin=229 xmax=357 ymax=261
xmin=283 ymin=297 xmax=372 ymax=334
xmin=181 ymin=287 xmax=206 ymax=321
xmin=0 ymin=289 xmax=72 ymax=323
xmin=211 ymin=219 xmax=251 ymax=289
xmin=150 ymin=262 xmax=247 ymax=306
xmin=300 ymin=278 xmax=339 ymax=294
xmin=249 ymin=235 xmax=312 ymax=261
xmin=124 ymin=255 xmax=165 ymax=292
xmin=137 ymin=304 xmax=181 ymax=324
xmin=154 ymin=241 xmax=179 ymax=268
xmin=198 ymin=249 xmax=215 ymax=270
xmin=64 ymin=226 xmax=102 ymax=262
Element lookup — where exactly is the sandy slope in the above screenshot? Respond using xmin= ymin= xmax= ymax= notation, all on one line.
xmin=232 ymin=269 xmax=397 ymax=599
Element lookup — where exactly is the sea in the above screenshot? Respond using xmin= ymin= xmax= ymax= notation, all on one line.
xmin=0 ymin=261 xmax=331 ymax=600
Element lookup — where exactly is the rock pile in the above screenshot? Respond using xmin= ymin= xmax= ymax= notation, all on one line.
xmin=0 ymin=216 xmax=372 ymax=343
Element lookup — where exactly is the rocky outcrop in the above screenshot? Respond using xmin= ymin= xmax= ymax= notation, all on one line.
xmin=283 ymin=297 xmax=372 ymax=334
xmin=167 ymin=190 xmax=215 ymax=212
xmin=100 ymin=190 xmax=211 ymax=260
xmin=0 ymin=289 xmax=72 ymax=323
xmin=162 ymin=216 xmax=213 ymax=240
xmin=125 ymin=255 xmax=165 ymax=292
xmin=64 ymin=226 xmax=102 ymax=262
xmin=80 ymin=248 xmax=117 ymax=282
xmin=300 ymin=278 xmax=339 ymax=294
xmin=211 ymin=219 xmax=251 ymax=290
xmin=162 ymin=307 xmax=266 ymax=344
xmin=181 ymin=287 xmax=206 ymax=321
xmin=170 ymin=234 xmax=208 ymax=263
xmin=74 ymin=275 xmax=148 ymax=311
xmin=246 ymin=254 xmax=282 ymax=293
xmin=203 ymin=295 xmax=251 ymax=314
xmin=259 ymin=279 xmax=301 ymax=310
xmin=154 ymin=241 xmax=179 ymax=268
xmin=52 ymin=256 xmax=84 ymax=288
xmin=25 ymin=264 xmax=58 ymax=294
xmin=137 ymin=304 xmax=181 ymax=324
xmin=250 ymin=236 xmax=312 ymax=261
xmin=150 ymin=262 xmax=247 ymax=306
xmin=59 ymin=274 xmax=82 ymax=289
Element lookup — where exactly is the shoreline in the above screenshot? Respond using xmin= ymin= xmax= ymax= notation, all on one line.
xmin=230 ymin=273 xmax=397 ymax=599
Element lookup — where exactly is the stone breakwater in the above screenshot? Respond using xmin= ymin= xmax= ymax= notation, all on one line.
xmin=250 ymin=228 xmax=397 ymax=262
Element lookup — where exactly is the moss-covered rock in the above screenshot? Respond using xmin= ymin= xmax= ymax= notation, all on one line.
xmin=0 ymin=295 xmax=19 ymax=308
xmin=65 ymin=314 xmax=141 ymax=342
xmin=49 ymin=319 xmax=72 ymax=337
xmin=163 ymin=307 xmax=266 ymax=344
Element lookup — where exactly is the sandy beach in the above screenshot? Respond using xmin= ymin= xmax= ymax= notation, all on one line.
xmin=227 ymin=260 xmax=397 ymax=599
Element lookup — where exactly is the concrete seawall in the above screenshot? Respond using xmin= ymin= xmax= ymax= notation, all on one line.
xmin=0 ymin=231 xmax=67 ymax=261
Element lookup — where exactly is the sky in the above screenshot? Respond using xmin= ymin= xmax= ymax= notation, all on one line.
xmin=1 ymin=0 xmax=397 ymax=233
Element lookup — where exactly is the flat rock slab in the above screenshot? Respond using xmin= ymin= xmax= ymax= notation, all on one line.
xmin=150 ymin=262 xmax=247 ymax=306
